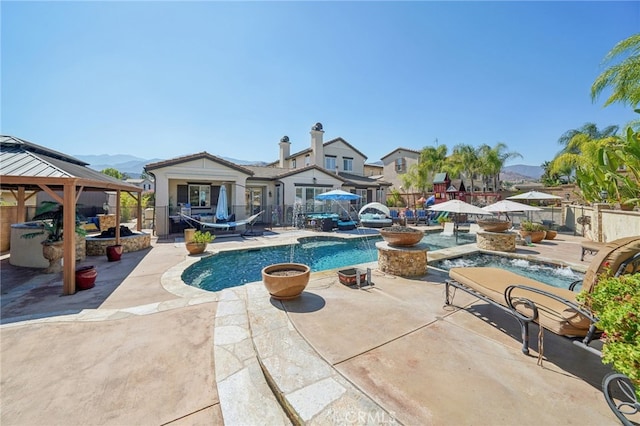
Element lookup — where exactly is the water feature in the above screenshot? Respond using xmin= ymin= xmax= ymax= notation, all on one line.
xmin=431 ymin=253 xmax=584 ymax=289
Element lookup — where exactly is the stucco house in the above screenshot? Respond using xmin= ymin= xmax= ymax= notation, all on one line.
xmin=380 ymin=147 xmax=421 ymax=192
xmin=145 ymin=123 xmax=390 ymax=236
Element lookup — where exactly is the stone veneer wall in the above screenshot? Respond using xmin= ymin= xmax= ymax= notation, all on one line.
xmin=476 ymin=231 xmax=516 ymax=252
xmin=97 ymin=214 xmax=117 ymax=232
xmin=85 ymin=233 xmax=151 ymax=256
xmin=376 ymin=241 xmax=428 ymax=277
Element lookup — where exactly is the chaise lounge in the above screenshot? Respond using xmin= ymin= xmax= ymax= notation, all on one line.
xmin=444 ymin=236 xmax=640 ymax=355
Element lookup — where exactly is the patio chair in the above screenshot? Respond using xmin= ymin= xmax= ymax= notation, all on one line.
xmin=444 ymin=236 xmax=640 ymax=355
xmin=416 ymin=209 xmax=428 ymax=224
xmin=390 ymin=209 xmax=401 ymax=224
xmin=405 ymin=209 xmax=417 ymax=225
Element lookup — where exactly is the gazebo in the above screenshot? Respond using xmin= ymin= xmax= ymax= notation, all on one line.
xmin=0 ymin=135 xmax=143 ymax=295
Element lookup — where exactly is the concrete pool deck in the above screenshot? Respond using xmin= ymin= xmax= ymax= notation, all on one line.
xmin=0 ymin=227 xmax=622 ymax=425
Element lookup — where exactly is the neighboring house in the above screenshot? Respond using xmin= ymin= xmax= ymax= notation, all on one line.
xmin=363 ymin=163 xmax=383 ymax=178
xmin=125 ymin=177 xmax=154 ymax=192
xmin=380 ymin=147 xmax=421 ymax=192
xmin=145 ymin=123 xmax=390 ymax=236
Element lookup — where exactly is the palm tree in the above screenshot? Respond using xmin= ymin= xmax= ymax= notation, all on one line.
xmin=553 ymin=123 xmax=619 ymax=179
xmin=591 ymin=33 xmax=640 ymax=109
xmin=450 ymin=144 xmax=480 ymax=200
xmin=417 ymin=144 xmax=449 ymax=188
xmin=477 ymin=143 xmax=521 ymax=192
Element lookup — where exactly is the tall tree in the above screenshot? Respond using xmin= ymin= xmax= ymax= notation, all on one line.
xmin=450 ymin=144 xmax=480 ymax=198
xmin=101 ymin=167 xmax=128 ymax=180
xmin=591 ymin=33 xmax=640 ymax=109
xmin=553 ymin=123 xmax=619 ymax=180
xmin=476 ymin=143 xmax=521 ymax=192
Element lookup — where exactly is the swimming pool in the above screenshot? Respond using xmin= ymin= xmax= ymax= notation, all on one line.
xmin=183 ymin=232 xmax=475 ymax=292
xmin=430 ymin=253 xmax=584 ymax=289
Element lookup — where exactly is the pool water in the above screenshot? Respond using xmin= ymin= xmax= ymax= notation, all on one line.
xmin=431 ymin=253 xmax=584 ymax=289
xmin=183 ymin=232 xmax=475 ymax=292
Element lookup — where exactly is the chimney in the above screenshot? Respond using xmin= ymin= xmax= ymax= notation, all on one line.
xmin=310 ymin=122 xmax=324 ymax=167
xmin=279 ymin=135 xmax=290 ymax=168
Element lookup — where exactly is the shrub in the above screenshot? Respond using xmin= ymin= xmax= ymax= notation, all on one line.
xmin=520 ymin=220 xmax=546 ymax=232
xmin=579 ymin=273 xmax=640 ymax=399
xmin=192 ymin=230 xmax=214 ymax=244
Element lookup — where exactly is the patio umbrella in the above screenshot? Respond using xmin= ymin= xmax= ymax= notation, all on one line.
xmin=482 ymin=199 xmax=542 ymax=220
xmin=315 ymin=189 xmax=361 ymax=201
xmin=507 ymin=190 xmax=561 ymax=222
xmin=507 ymin=191 xmax=562 ymax=201
xmin=428 ymin=199 xmax=492 ymax=241
xmin=428 ymin=199 xmax=493 ymax=216
xmin=216 ymin=186 xmax=229 ymax=221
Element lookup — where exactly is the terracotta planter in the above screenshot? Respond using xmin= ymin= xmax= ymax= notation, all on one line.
xmin=42 ymin=241 xmax=64 ymax=273
xmin=380 ymin=227 xmax=423 ymax=247
xmin=75 ymin=265 xmax=97 ymax=290
xmin=186 ymin=242 xmax=207 ymax=255
xmin=261 ymin=263 xmax=310 ymax=300
xmin=544 ymin=230 xmax=558 ymax=240
xmin=106 ymin=244 xmax=123 ymax=262
xmin=519 ymin=230 xmax=546 ymax=243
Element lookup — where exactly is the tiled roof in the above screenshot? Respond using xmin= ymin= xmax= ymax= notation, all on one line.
xmin=145 ymin=152 xmax=254 ymax=175
xmin=380 ymin=147 xmax=421 ymax=160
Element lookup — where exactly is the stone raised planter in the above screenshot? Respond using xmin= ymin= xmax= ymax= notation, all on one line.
xmin=376 ymin=241 xmax=428 ymax=277
xmin=476 ymin=231 xmax=516 ymax=252
xmin=261 ymin=263 xmax=310 ymax=300
xmin=380 ymin=226 xmax=424 ymax=247
xmin=86 ymin=232 xmax=151 ymax=256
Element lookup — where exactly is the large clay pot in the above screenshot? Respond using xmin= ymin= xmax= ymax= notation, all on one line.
xmin=186 ymin=242 xmax=207 ymax=255
xmin=544 ymin=230 xmax=558 ymax=240
xmin=106 ymin=244 xmax=123 ymax=262
xmin=379 ymin=226 xmax=423 ymax=247
xmin=75 ymin=265 xmax=97 ymax=290
xmin=477 ymin=220 xmax=511 ymax=233
xmin=261 ymin=263 xmax=310 ymax=300
xmin=42 ymin=241 xmax=64 ymax=273
xmin=519 ymin=230 xmax=546 ymax=243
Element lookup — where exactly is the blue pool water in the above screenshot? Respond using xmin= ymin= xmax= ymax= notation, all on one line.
xmin=183 ymin=232 xmax=475 ymax=292
xmin=431 ymin=253 xmax=584 ymax=289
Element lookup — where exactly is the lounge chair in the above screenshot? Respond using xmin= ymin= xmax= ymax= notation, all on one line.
xmin=180 ymin=211 xmax=264 ymax=236
xmin=390 ymin=209 xmax=401 ymax=224
xmin=441 ymin=222 xmax=455 ymax=236
xmin=444 ymin=236 xmax=640 ymax=355
xmin=581 ymin=239 xmax=607 ymax=261
xmin=405 ymin=209 xmax=417 ymax=225
xmin=416 ymin=209 xmax=428 ymax=225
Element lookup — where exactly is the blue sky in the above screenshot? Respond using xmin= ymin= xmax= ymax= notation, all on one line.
xmin=2 ymin=1 xmax=638 ymax=168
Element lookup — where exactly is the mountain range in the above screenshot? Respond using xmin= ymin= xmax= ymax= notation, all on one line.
xmin=74 ymin=154 xmax=543 ymax=181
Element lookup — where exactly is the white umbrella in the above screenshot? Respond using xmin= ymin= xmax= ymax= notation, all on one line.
xmin=482 ymin=199 xmax=542 ymax=221
xmin=507 ymin=191 xmax=562 ymax=201
xmin=428 ymin=199 xmax=493 ymax=216
xmin=216 ymin=186 xmax=229 ymax=221
xmin=315 ymin=189 xmax=361 ymax=201
xmin=507 ymin=190 xmax=561 ymax=222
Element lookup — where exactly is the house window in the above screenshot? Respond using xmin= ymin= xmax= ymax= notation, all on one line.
xmin=305 ymin=155 xmax=310 ymax=166
xmin=296 ymin=187 xmax=327 ymax=212
xmin=325 ymin=156 xmax=336 ymax=171
xmin=343 ymin=157 xmax=353 ymax=172
xmin=395 ymin=158 xmax=406 ymax=173
xmin=189 ymin=184 xmax=211 ymax=207
xmin=291 ymin=159 xmax=296 ymax=168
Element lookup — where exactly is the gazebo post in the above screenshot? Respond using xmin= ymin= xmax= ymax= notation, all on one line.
xmin=115 ymin=190 xmax=121 ymax=245
xmin=62 ymin=182 xmax=77 ymax=295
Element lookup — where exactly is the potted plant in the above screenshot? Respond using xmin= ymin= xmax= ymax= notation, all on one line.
xmin=21 ymin=201 xmax=87 ymax=273
xmin=578 ymin=273 xmax=639 ymax=408
xmin=185 ymin=230 xmax=214 ymax=255
xmin=261 ymin=263 xmax=310 ymax=300
xmin=75 ymin=265 xmax=97 ymax=290
xmin=519 ymin=220 xmax=546 ymax=243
